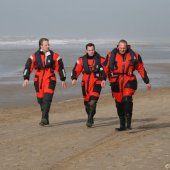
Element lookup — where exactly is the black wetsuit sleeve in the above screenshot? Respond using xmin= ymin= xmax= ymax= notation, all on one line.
xmin=58 ymin=59 xmax=66 ymax=81
xmin=136 ymin=54 xmax=150 ymax=84
xmin=71 ymin=58 xmax=83 ymax=80
xmin=71 ymin=63 xmax=78 ymax=80
xmin=143 ymin=70 xmax=150 ymax=84
xmin=23 ymin=58 xmax=32 ymax=80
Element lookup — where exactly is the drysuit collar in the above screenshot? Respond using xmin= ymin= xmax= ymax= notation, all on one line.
xmin=86 ymin=51 xmax=97 ymax=58
xmin=40 ymin=49 xmax=51 ymax=57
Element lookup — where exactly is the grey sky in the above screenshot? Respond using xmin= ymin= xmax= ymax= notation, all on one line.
xmin=0 ymin=0 xmax=170 ymax=41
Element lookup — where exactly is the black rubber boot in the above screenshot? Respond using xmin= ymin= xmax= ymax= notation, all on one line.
xmin=115 ymin=117 xmax=126 ymax=131
xmin=86 ymin=100 xmax=97 ymax=128
xmin=124 ymin=101 xmax=133 ymax=130
xmin=91 ymin=109 xmax=96 ymax=124
xmin=39 ymin=93 xmax=53 ymax=126
xmin=39 ymin=103 xmax=50 ymax=126
xmin=115 ymin=101 xmax=126 ymax=131
xmin=39 ymin=102 xmax=49 ymax=126
xmin=39 ymin=118 xmax=49 ymax=126
xmin=126 ymin=114 xmax=132 ymax=130
xmin=84 ymin=101 xmax=92 ymax=127
xmin=37 ymin=98 xmax=47 ymax=126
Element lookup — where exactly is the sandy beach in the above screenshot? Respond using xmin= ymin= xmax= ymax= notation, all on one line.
xmin=0 ymin=86 xmax=170 ymax=170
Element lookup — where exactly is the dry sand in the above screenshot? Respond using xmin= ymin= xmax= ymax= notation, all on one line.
xmin=0 ymin=87 xmax=170 ymax=170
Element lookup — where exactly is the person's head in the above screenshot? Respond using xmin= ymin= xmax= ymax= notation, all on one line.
xmin=39 ymin=38 xmax=50 ymax=52
xmin=117 ymin=39 xmax=128 ymax=55
xmin=86 ymin=43 xmax=95 ymax=57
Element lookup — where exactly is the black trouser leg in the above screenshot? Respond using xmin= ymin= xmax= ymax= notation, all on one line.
xmin=115 ymin=101 xmax=126 ymax=131
xmin=38 ymin=93 xmax=53 ymax=125
xmin=89 ymin=99 xmax=97 ymax=123
xmin=37 ymin=98 xmax=43 ymax=116
xmin=92 ymin=106 xmax=96 ymax=117
xmin=123 ymin=96 xmax=133 ymax=130
xmin=42 ymin=93 xmax=53 ymax=122
xmin=86 ymin=99 xmax=97 ymax=127
xmin=124 ymin=101 xmax=133 ymax=129
xmin=84 ymin=101 xmax=90 ymax=116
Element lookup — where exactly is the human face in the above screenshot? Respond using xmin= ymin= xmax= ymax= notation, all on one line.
xmin=86 ymin=46 xmax=95 ymax=57
xmin=40 ymin=40 xmax=50 ymax=53
xmin=118 ymin=42 xmax=128 ymax=55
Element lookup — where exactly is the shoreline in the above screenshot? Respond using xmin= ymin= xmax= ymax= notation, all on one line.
xmin=0 ymin=85 xmax=170 ymax=109
xmin=0 ymin=62 xmax=170 ymax=109
xmin=0 ymin=86 xmax=169 ymax=108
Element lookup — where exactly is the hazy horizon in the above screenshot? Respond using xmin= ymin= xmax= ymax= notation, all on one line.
xmin=0 ymin=0 xmax=170 ymax=42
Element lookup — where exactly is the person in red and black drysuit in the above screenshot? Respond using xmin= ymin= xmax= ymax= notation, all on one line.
xmin=23 ymin=38 xmax=67 ymax=126
xmin=71 ymin=43 xmax=106 ymax=128
xmin=103 ymin=39 xmax=151 ymax=131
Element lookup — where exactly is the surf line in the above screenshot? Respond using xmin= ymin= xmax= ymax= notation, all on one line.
xmin=56 ymin=93 xmax=110 ymax=104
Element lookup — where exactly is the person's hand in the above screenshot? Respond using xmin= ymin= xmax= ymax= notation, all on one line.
xmin=72 ymin=79 xmax=77 ymax=86
xmin=101 ymin=80 xmax=106 ymax=88
xmin=146 ymin=83 xmax=151 ymax=90
xmin=62 ymin=81 xmax=67 ymax=88
xmin=22 ymin=79 xmax=29 ymax=87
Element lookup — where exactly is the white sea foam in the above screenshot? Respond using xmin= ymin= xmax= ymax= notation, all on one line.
xmin=0 ymin=37 xmax=153 ymax=47
xmin=0 ymin=68 xmax=23 ymax=78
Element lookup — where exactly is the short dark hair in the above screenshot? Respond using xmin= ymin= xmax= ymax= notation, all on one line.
xmin=118 ymin=39 xmax=128 ymax=46
xmin=86 ymin=43 xmax=95 ymax=50
xmin=39 ymin=38 xmax=49 ymax=48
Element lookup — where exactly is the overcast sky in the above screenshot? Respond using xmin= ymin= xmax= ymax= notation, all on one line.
xmin=0 ymin=0 xmax=170 ymax=41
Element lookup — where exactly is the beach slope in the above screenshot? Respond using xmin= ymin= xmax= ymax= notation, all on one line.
xmin=0 ymin=88 xmax=170 ymax=170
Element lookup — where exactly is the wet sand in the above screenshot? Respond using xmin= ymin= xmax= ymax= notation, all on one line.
xmin=0 ymin=87 xmax=170 ymax=170
xmin=1 ymin=62 xmax=170 ymax=108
